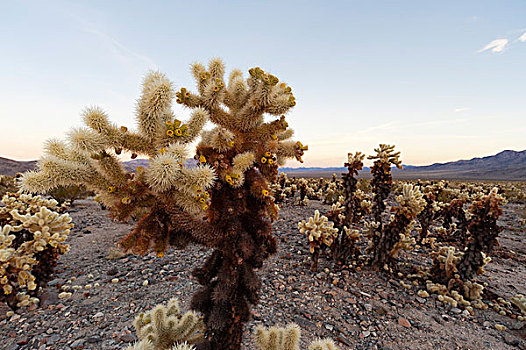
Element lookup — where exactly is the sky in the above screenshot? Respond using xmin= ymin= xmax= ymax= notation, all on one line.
xmin=0 ymin=0 xmax=525 ymax=167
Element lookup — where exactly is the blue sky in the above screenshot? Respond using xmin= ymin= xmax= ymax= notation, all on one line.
xmin=1 ymin=0 xmax=525 ymax=167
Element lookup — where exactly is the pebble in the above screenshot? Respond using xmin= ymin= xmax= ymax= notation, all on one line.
xmin=398 ymin=317 xmax=411 ymax=328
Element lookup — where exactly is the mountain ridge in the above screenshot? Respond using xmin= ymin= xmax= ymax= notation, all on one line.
xmin=1 ymin=149 xmax=525 ymax=180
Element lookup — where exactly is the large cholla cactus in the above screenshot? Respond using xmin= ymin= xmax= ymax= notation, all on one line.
xmin=369 ymin=184 xmax=425 ymax=269
xmin=298 ymin=210 xmax=338 ymax=272
xmin=21 ymin=59 xmax=306 ymax=350
xmin=0 ymin=193 xmax=72 ymax=309
xmin=129 ymin=298 xmax=204 ymax=350
xmin=254 ymin=324 xmax=336 ymax=350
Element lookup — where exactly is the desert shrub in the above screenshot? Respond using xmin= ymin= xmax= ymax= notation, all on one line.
xmin=21 ymin=59 xmax=306 ymax=350
xmin=0 ymin=192 xmax=72 ymax=309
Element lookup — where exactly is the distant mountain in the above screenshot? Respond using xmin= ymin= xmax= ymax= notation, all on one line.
xmin=0 ymin=157 xmax=37 ymax=176
xmin=0 ymin=157 xmax=198 ymax=176
xmin=394 ymin=150 xmax=526 ymax=181
xmin=1 ymin=150 xmax=525 ymax=180
xmin=280 ymin=150 xmax=526 ymax=180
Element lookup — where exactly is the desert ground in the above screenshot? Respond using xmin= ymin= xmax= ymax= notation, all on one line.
xmin=1 ymin=190 xmax=525 ymax=350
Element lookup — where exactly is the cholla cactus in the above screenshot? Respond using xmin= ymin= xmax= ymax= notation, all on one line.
xmin=438 ymin=198 xmax=469 ymax=244
xmin=298 ymin=210 xmax=338 ymax=271
xmin=128 ymin=340 xmax=196 ymax=350
xmin=457 ymin=188 xmax=504 ymax=280
xmin=20 ymin=59 xmax=306 ymax=350
xmin=417 ymin=192 xmax=437 ymax=242
xmin=342 ymin=152 xmax=365 ymax=224
xmin=297 ymin=179 xmax=309 ymax=206
xmin=429 ymin=246 xmax=464 ymax=284
xmin=368 ymin=144 xmax=402 ymax=225
xmin=0 ymin=193 xmax=72 ymax=309
xmin=131 ymin=298 xmax=204 ymax=350
xmin=254 ymin=323 xmax=336 ymax=350
xmin=511 ymin=295 xmax=526 ymax=314
xmin=0 ymin=175 xmax=18 ymax=197
xmin=369 ymin=184 xmax=424 ymax=269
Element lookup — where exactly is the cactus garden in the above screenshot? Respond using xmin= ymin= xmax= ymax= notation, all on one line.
xmin=2 ymin=3 xmax=526 ymax=347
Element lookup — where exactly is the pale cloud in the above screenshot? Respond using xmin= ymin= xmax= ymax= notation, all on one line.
xmin=454 ymin=107 xmax=469 ymax=113
xmin=478 ymin=39 xmax=509 ymax=53
xmin=519 ymin=31 xmax=526 ymax=42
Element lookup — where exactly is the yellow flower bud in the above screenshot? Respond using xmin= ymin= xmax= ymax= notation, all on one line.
xmin=165 ymin=120 xmax=173 ymax=126
xmin=199 ymin=198 xmax=206 ymax=204
xmin=166 ymin=129 xmax=174 ymax=137
xmin=157 ymin=252 xmax=164 ymax=258
xmin=120 ymin=126 xmax=128 ymax=132
xmin=202 ymin=204 xmax=209 ymax=211
xmin=108 ymin=186 xmax=116 ymax=193
xmin=225 ymin=175 xmax=232 ymax=182
xmin=228 ymin=140 xmax=235 ymax=147
xmin=159 ymin=148 xmax=166 ymax=154
xmin=199 ymin=155 xmax=206 ymax=163
xmin=272 ymin=134 xmax=278 ymax=140
xmin=262 ymin=189 xmax=269 ymax=196
xmin=121 ymin=197 xmax=131 ymax=205
xmin=260 ymin=157 xmax=267 ymax=164
xmin=175 ymin=128 xmax=183 ymax=136
xmin=268 ymin=159 xmax=274 ymax=165
xmin=265 ymin=151 xmax=271 ymax=157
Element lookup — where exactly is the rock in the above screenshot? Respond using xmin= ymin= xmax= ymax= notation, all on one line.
xmin=450 ymin=307 xmax=462 ymax=314
xmin=93 ymin=312 xmax=104 ymax=319
xmin=0 ymin=302 xmax=11 ymax=321
xmin=40 ymin=292 xmax=59 ymax=307
xmin=17 ymin=337 xmax=29 ymax=345
xmin=106 ymin=268 xmax=118 ymax=276
xmin=441 ymin=314 xmax=450 ymax=322
xmin=325 ymin=323 xmax=334 ymax=331
xmin=71 ymin=339 xmax=85 ymax=348
xmin=119 ymin=334 xmax=136 ymax=343
xmin=483 ymin=321 xmax=492 ymax=328
xmin=86 ymin=336 xmax=100 ymax=343
xmin=503 ymin=335 xmax=520 ymax=346
xmin=398 ymin=317 xmax=411 ymax=328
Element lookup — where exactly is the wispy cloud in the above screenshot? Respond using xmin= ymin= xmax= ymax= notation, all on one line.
xmin=454 ymin=107 xmax=469 ymax=113
xmin=64 ymin=8 xmax=157 ymax=70
xmin=519 ymin=31 xmax=526 ymax=42
xmin=82 ymin=26 xmax=157 ymax=68
xmin=478 ymin=39 xmax=509 ymax=53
